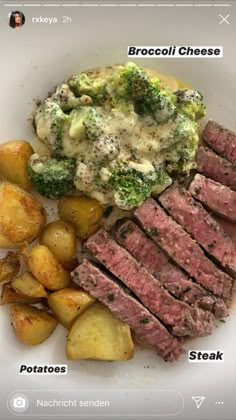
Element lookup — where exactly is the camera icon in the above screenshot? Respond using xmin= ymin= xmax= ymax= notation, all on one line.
xmin=8 ymin=393 xmax=29 ymax=413
xmin=13 ymin=396 xmax=26 ymax=408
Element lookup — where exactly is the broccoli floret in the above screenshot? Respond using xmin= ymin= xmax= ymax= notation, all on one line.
xmin=109 ymin=63 xmax=176 ymax=123
xmin=34 ymin=101 xmax=69 ymax=158
xmin=28 ymin=154 xmax=76 ymax=199
xmin=83 ymin=108 xmax=106 ymax=140
xmin=109 ymin=163 xmax=171 ymax=210
xmin=68 ymin=73 xmax=107 ymax=104
xmin=175 ymin=89 xmax=206 ymax=120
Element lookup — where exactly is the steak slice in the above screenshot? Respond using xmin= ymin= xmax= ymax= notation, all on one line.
xmin=135 ymin=198 xmax=234 ymax=299
xmin=114 ymin=219 xmax=228 ymax=318
xmin=85 ymin=229 xmax=214 ymax=337
xmin=159 ymin=183 xmax=236 ymax=278
xmin=197 ymin=146 xmax=236 ymax=191
xmin=203 ymin=120 xmax=236 ymax=164
xmin=189 ymin=174 xmax=236 ymax=223
xmin=72 ymin=259 xmax=185 ymax=362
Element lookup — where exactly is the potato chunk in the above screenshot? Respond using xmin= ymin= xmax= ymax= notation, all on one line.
xmin=48 ymin=288 xmax=95 ymax=329
xmin=0 ymin=140 xmax=34 ymax=190
xmin=0 ymin=252 xmax=20 ymax=284
xmin=0 ymin=182 xmax=47 ymax=243
xmin=1 ymin=284 xmax=41 ymax=305
xmin=22 ymin=244 xmax=71 ymax=290
xmin=11 ymin=272 xmax=48 ymax=298
xmin=58 ymin=195 xmax=103 ymax=240
xmin=66 ymin=302 xmax=134 ymax=361
xmin=39 ymin=221 xmax=78 ymax=270
xmin=10 ymin=304 xmax=57 ymax=345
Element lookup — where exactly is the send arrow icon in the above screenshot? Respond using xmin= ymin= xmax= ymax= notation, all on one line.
xmin=192 ymin=396 xmax=205 ymax=408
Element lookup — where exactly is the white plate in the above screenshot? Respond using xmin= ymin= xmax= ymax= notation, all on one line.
xmin=0 ymin=3 xmax=236 ymax=419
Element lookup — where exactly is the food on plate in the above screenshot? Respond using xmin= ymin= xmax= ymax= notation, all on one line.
xmin=85 ymin=229 xmax=214 ymax=337
xmin=0 ymin=140 xmax=34 ymax=190
xmin=135 ymin=198 xmax=234 ymax=298
xmin=114 ymin=219 xmax=228 ymax=318
xmin=31 ymin=62 xmax=206 ymax=209
xmin=28 ymin=155 xmax=76 ymax=199
xmin=66 ymin=302 xmax=134 ymax=361
xmin=22 ymin=244 xmax=71 ymax=290
xmin=196 ymin=146 xmax=236 ymax=192
xmin=0 ymin=234 xmax=25 ymax=249
xmin=11 ymin=272 xmax=48 ymax=298
xmin=1 ymin=61 xmax=236 ymax=364
xmin=58 ymin=195 xmax=103 ymax=239
xmin=189 ymin=174 xmax=236 ymax=223
xmin=72 ymin=260 xmax=185 ymax=362
xmin=39 ymin=220 xmax=78 ymax=269
xmin=1 ymin=284 xmax=41 ymax=305
xmin=159 ymin=183 xmax=236 ymax=276
xmin=0 ymin=252 xmax=20 ymax=284
xmin=10 ymin=304 xmax=57 ymax=345
xmin=203 ymin=120 xmax=236 ymax=164
xmin=48 ymin=287 xmax=95 ymax=329
xmin=0 ymin=181 xmax=47 ymax=243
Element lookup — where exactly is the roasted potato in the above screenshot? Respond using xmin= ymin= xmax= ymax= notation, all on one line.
xmin=0 ymin=233 xmax=24 ymax=249
xmin=66 ymin=302 xmax=134 ymax=361
xmin=0 ymin=252 xmax=20 ymax=284
xmin=39 ymin=221 xmax=78 ymax=270
xmin=0 ymin=140 xmax=34 ymax=190
xmin=1 ymin=284 xmax=41 ymax=305
xmin=48 ymin=287 xmax=95 ymax=329
xmin=22 ymin=244 xmax=71 ymax=290
xmin=58 ymin=195 xmax=103 ymax=240
xmin=10 ymin=304 xmax=57 ymax=345
xmin=11 ymin=272 xmax=48 ymax=298
xmin=0 ymin=181 xmax=47 ymax=243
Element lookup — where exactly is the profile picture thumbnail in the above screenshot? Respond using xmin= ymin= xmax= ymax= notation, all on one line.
xmin=8 ymin=10 xmax=25 ymax=29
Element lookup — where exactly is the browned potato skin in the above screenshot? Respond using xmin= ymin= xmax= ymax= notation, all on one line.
xmin=10 ymin=304 xmax=57 ymax=345
xmin=58 ymin=195 xmax=103 ymax=240
xmin=11 ymin=272 xmax=48 ymax=298
xmin=0 ymin=233 xmax=25 ymax=249
xmin=48 ymin=288 xmax=96 ymax=329
xmin=0 ymin=182 xmax=47 ymax=243
xmin=0 ymin=252 xmax=20 ymax=284
xmin=0 ymin=140 xmax=34 ymax=190
xmin=39 ymin=221 xmax=78 ymax=270
xmin=66 ymin=302 xmax=134 ymax=361
xmin=22 ymin=244 xmax=71 ymax=290
xmin=1 ymin=284 xmax=41 ymax=305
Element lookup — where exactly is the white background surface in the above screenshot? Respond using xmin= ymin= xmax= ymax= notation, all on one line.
xmin=0 ymin=2 xmax=236 ymax=419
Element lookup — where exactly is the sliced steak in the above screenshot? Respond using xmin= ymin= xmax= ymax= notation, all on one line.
xmin=203 ymin=120 xmax=236 ymax=164
xmin=159 ymin=183 xmax=236 ymax=278
xmin=114 ymin=219 xmax=228 ymax=318
xmin=85 ymin=229 xmax=214 ymax=337
xmin=197 ymin=146 xmax=236 ymax=191
xmin=72 ymin=259 xmax=185 ymax=362
xmin=135 ymin=198 xmax=234 ymax=299
xmin=189 ymin=174 xmax=236 ymax=223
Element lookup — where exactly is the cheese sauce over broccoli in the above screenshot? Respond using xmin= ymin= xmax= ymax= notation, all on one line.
xmin=31 ymin=62 xmax=206 ymax=209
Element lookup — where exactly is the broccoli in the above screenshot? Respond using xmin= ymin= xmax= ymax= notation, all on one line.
xmin=28 ymin=154 xmax=76 ymax=199
xmin=109 ymin=62 xmax=176 ymax=123
xmin=109 ymin=163 xmax=171 ymax=210
xmin=68 ymin=73 xmax=107 ymax=104
xmin=51 ymin=84 xmax=81 ymax=111
xmin=83 ymin=107 xmax=106 ymax=140
xmin=175 ymin=89 xmax=206 ymax=120
xmin=34 ymin=101 xmax=69 ymax=158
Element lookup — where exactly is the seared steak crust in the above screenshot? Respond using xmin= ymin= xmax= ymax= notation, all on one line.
xmin=189 ymin=174 xmax=236 ymax=223
xmin=203 ymin=120 xmax=236 ymax=164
